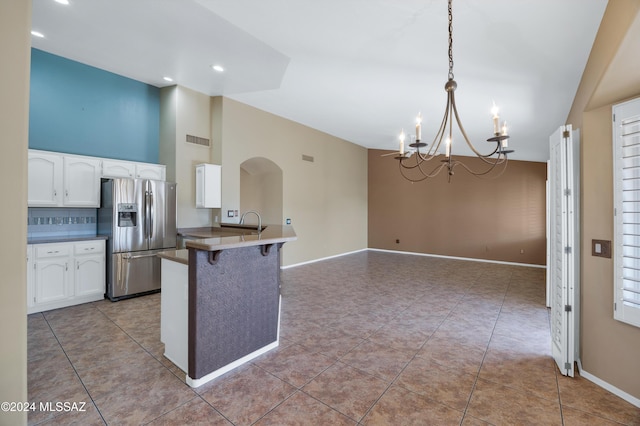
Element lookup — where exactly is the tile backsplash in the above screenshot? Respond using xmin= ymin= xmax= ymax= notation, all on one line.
xmin=28 ymin=208 xmax=97 ymax=239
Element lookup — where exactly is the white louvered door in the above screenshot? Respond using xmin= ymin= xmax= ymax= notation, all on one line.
xmin=549 ymin=125 xmax=580 ymax=377
xmin=614 ymin=98 xmax=640 ymax=328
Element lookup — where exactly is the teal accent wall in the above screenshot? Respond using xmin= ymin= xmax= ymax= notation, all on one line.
xmin=29 ymin=49 xmax=160 ymax=163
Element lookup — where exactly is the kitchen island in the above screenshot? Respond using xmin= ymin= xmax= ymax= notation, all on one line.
xmin=158 ymin=224 xmax=296 ymax=388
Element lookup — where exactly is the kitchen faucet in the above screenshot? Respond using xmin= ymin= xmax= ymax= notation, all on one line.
xmin=239 ymin=210 xmax=262 ymax=233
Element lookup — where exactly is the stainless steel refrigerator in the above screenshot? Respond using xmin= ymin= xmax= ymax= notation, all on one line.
xmin=98 ymin=178 xmax=177 ymax=301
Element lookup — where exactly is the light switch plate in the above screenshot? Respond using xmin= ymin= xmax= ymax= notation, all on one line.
xmin=592 ymin=239 xmax=611 ymax=258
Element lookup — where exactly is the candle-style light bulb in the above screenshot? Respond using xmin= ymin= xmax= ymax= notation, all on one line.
xmin=445 ymin=136 xmax=451 ymax=158
xmin=491 ymin=102 xmax=500 ymax=135
xmin=399 ymin=130 xmax=405 ymax=154
xmin=416 ymin=113 xmax=422 ymax=141
xmin=501 ymin=121 xmax=508 ymax=148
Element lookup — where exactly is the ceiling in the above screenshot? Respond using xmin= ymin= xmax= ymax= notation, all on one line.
xmin=31 ymin=0 xmax=608 ymax=162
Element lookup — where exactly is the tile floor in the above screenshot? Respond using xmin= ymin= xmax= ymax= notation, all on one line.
xmin=27 ymin=251 xmax=640 ymax=425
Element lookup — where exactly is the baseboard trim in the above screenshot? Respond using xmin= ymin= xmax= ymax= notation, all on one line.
xmin=367 ymin=248 xmax=546 ymax=269
xmin=282 ymin=247 xmax=546 ymax=270
xmin=577 ymin=359 xmax=640 ymax=408
xmin=281 ymin=248 xmax=368 ymax=269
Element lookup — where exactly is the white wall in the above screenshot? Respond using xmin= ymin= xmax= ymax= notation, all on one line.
xmin=161 ymin=85 xmax=219 ymax=228
xmin=217 ymin=97 xmax=368 ymax=266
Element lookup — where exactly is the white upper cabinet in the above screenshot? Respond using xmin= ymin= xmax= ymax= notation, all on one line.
xmin=28 ymin=151 xmax=101 ymax=207
xmin=102 ymin=159 xmax=166 ymax=181
xmin=28 ymin=151 xmax=63 ymax=206
xmin=102 ymin=159 xmax=135 ymax=178
xmin=29 ymin=149 xmax=167 ymax=207
xmin=63 ymin=156 xmax=101 ymax=207
xmin=135 ymin=163 xmax=166 ymax=180
xmin=195 ymin=163 xmax=221 ymax=208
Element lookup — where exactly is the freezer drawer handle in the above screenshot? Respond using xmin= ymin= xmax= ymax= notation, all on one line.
xmin=126 ymin=253 xmax=159 ymax=260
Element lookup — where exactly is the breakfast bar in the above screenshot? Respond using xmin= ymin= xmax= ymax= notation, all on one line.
xmin=158 ymin=224 xmax=296 ymax=388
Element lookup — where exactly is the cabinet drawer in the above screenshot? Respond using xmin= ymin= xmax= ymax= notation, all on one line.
xmin=74 ymin=240 xmax=105 ymax=255
xmin=35 ymin=244 xmax=71 ymax=259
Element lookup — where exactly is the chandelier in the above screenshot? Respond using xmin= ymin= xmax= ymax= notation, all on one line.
xmin=391 ymin=0 xmax=513 ymax=182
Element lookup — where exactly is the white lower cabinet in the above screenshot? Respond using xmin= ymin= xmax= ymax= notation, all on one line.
xmin=74 ymin=241 xmax=106 ymax=298
xmin=28 ymin=240 xmax=105 ymax=314
xmin=35 ymin=257 xmax=71 ymax=305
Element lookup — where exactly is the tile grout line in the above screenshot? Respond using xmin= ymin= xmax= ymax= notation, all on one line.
xmin=354 ymin=270 xmax=486 ymax=424
xmin=458 ymin=269 xmax=513 ymax=424
xmin=39 ymin=310 xmax=108 ymax=425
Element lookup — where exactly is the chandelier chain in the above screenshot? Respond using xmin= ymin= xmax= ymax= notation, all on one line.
xmin=448 ymin=0 xmax=454 ymax=80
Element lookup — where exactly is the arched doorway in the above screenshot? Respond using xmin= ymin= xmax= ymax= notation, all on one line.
xmin=240 ymin=157 xmax=283 ymax=225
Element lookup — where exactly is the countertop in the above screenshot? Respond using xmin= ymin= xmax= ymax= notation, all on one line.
xmin=28 ymin=235 xmax=108 ymax=245
xmin=182 ymin=224 xmax=297 ymax=251
xmin=157 ymin=249 xmax=189 ymax=265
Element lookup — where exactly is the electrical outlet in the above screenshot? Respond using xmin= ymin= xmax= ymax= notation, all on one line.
xmin=395 ymin=239 xmax=400 ymax=244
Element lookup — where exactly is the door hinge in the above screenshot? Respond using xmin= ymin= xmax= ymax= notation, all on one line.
xmin=564 ymin=246 xmax=572 ymax=254
xmin=614 ymin=302 xmax=617 ymax=311
xmin=563 ymin=130 xmax=570 ymax=138
xmin=613 ymin=113 xmax=616 ymax=122
xmin=564 ymin=362 xmax=571 ymax=370
xmin=564 ymin=305 xmax=572 ymax=312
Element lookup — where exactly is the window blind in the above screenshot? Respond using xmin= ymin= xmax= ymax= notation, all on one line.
xmin=614 ymin=97 xmax=640 ymax=328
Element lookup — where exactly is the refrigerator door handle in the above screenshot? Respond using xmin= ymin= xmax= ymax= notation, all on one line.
xmin=149 ymin=190 xmax=154 ymax=240
xmin=144 ymin=190 xmax=150 ymax=239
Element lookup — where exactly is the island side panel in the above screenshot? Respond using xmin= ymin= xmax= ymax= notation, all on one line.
xmin=187 ymin=245 xmax=281 ymax=380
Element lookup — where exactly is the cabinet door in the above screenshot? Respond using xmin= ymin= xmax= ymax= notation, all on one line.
xmin=74 ymin=240 xmax=105 ymax=297
xmin=102 ymin=159 xmax=135 ymax=178
xmin=75 ymin=256 xmax=105 ymax=297
xmin=28 ymin=151 xmax=63 ymax=207
xmin=136 ymin=163 xmax=166 ymax=181
xmin=63 ymin=156 xmax=102 ymax=207
xmin=35 ymin=259 xmax=70 ymax=304
xmin=195 ymin=164 xmax=221 ymax=208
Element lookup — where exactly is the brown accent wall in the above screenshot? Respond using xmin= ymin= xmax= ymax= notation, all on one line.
xmin=368 ymin=150 xmax=546 ymax=265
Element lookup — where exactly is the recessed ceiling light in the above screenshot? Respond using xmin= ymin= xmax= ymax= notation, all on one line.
xmin=163 ymin=76 xmax=174 ymax=82
xmin=54 ymin=0 xmax=70 ymax=4
xmin=31 ymin=31 xmax=45 ymax=38
xmin=211 ymin=65 xmax=224 ymax=73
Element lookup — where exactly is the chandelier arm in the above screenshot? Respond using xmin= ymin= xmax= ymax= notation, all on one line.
xmin=414 ymin=97 xmax=451 ymax=162
xmin=450 ymin=92 xmax=501 ymax=163
xmin=452 ymin=154 xmax=510 ymax=178
xmin=398 ymin=158 xmax=448 ymax=182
